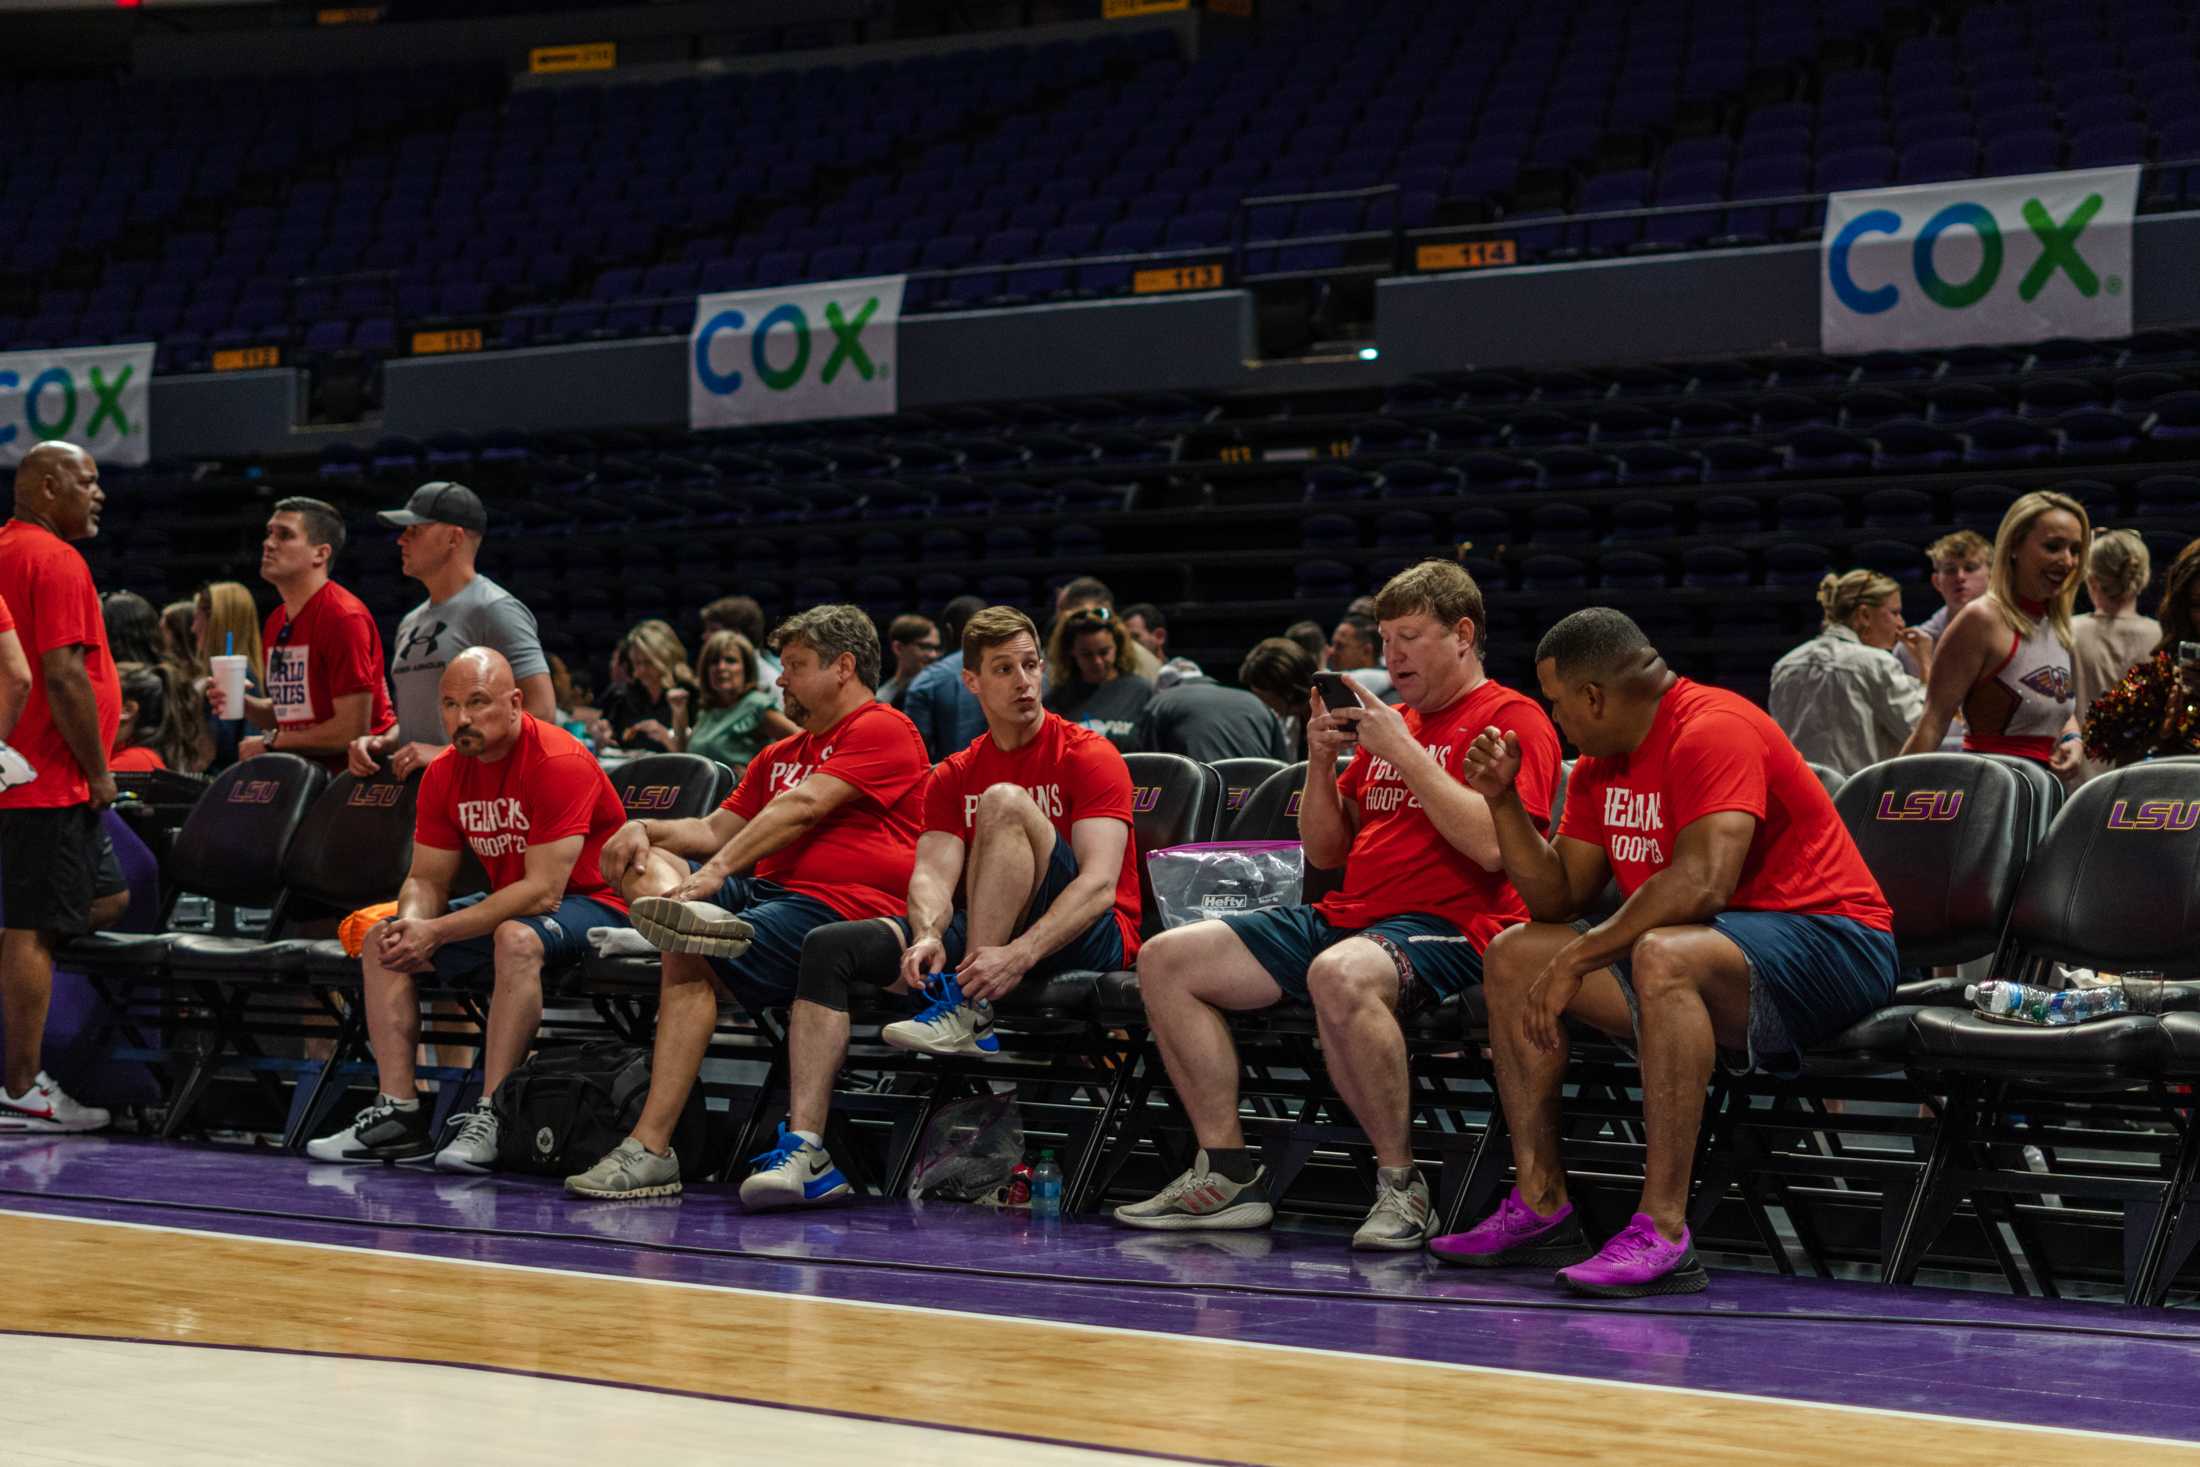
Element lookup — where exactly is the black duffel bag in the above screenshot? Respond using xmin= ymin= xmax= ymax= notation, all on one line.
xmin=491 ymin=1040 xmax=708 ymax=1180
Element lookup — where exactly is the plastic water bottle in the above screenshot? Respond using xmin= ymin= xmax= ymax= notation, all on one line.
xmin=1967 ymin=981 xmax=2129 ymax=1025
xmin=1030 ymin=1150 xmax=1062 ymax=1218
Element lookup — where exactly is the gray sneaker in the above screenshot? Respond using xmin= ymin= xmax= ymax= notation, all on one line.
xmin=1113 ymin=1150 xmax=1273 ymax=1231
xmin=565 ymin=1137 xmax=683 ymax=1199
xmin=629 ymin=896 xmax=755 ymax=959
xmin=433 ymin=1099 xmax=500 ymax=1175
xmin=1353 ymin=1168 xmax=1434 ymax=1251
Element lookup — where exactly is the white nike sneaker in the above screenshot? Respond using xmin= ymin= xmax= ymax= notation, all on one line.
xmin=880 ymin=976 xmax=999 ymax=1057
xmin=0 ymin=1073 xmax=109 ymax=1134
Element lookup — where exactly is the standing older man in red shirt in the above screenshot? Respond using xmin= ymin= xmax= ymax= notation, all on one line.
xmin=0 ymin=442 xmax=121 ymax=1133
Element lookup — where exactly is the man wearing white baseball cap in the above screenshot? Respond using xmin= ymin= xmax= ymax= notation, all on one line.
xmin=350 ymin=481 xmax=556 ymax=780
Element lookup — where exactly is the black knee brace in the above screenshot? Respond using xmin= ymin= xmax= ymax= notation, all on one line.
xmin=794 ymin=918 xmax=907 ymax=1012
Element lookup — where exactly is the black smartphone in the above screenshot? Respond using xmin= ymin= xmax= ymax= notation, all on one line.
xmin=1313 ymin=671 xmax=1361 ymax=713
xmin=2181 ymin=641 xmax=2200 ymax=669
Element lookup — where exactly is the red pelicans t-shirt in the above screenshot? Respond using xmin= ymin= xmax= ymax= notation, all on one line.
xmin=415 ymin=716 xmax=630 ymax=912
xmin=924 ymin=712 xmax=1143 ymax=959
xmin=1559 ymin=679 xmax=1892 ymax=929
xmin=1321 ymin=678 xmax=1560 ymax=953
xmin=722 ymin=700 xmax=930 ymax=919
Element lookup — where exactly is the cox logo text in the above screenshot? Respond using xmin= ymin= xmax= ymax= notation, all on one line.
xmin=1828 ymin=193 xmax=2110 ymax=316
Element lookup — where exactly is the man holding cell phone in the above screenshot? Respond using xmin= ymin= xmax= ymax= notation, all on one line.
xmin=1117 ymin=559 xmax=1562 ymax=1250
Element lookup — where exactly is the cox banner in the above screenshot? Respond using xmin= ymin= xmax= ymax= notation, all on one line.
xmin=1820 ymin=166 xmax=2138 ymax=354
xmin=689 ymin=276 xmax=902 ymax=430
xmin=0 ymin=342 xmax=153 ymax=468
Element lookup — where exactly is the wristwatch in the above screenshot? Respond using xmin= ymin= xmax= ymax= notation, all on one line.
xmin=265 ymin=726 xmax=280 ymax=750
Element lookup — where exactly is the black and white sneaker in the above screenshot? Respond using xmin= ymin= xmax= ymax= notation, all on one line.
xmin=305 ymin=1095 xmax=434 ymax=1163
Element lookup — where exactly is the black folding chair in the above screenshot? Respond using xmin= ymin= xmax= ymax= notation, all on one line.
xmin=1692 ymin=753 xmax=2041 ymax=1280
xmin=68 ymin=754 xmax=330 ymax=1137
xmin=1895 ymin=759 xmax=2200 ymax=1302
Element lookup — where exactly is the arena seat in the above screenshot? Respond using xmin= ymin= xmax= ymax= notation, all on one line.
xmin=1896 ymin=760 xmax=2200 ymax=1301
xmin=163 ymin=765 xmax=429 ymax=1145
xmin=574 ymin=753 xmax=737 ymax=1004
xmin=62 ymin=753 xmax=330 ymax=982
xmin=62 ymin=753 xmax=330 ymax=1138
xmin=1211 ymin=757 xmax=1288 ymax=831
xmin=1226 ymin=761 xmax=1309 ymax=843
xmin=1690 ymin=753 xmax=2043 ymax=1278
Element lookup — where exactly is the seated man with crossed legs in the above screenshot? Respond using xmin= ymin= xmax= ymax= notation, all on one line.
xmin=740 ymin=606 xmax=1142 ymax=1209
xmin=1432 ymin=608 xmax=1897 ymax=1296
xmin=564 ymin=604 xmax=931 ymax=1200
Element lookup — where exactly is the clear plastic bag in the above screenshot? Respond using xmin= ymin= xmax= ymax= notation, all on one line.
xmin=908 ymin=1090 xmax=1025 ymax=1202
xmin=1145 ymin=840 xmax=1304 ymax=930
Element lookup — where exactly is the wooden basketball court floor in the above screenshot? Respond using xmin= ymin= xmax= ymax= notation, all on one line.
xmin=3 ymin=1136 xmax=2198 ymax=1465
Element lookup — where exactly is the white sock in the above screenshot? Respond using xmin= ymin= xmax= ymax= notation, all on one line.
xmin=792 ymin=1129 xmax=824 ymax=1149
xmin=382 ymin=1093 xmax=420 ymax=1112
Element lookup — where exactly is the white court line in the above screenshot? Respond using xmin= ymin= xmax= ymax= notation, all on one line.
xmin=6 ymin=1206 xmax=2197 ymax=1453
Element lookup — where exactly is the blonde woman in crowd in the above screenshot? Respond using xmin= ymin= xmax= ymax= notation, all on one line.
xmin=2070 ymin=529 xmax=2160 ymax=782
xmin=194 ymin=581 xmax=266 ymax=771
xmin=1768 ymin=569 xmax=1928 ymax=775
xmin=597 ymin=618 xmax=701 ymax=753
xmin=1901 ymin=491 xmax=2090 ymax=778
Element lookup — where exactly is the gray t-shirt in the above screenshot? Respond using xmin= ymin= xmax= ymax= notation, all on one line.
xmin=1047 ymin=674 xmax=1153 ymax=754
xmin=389 ymin=575 xmax=550 ymax=745
xmin=1135 ymin=681 xmax=1289 ymax=763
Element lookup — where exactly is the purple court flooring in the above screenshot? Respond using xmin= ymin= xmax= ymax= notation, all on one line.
xmin=4 ymin=1134 xmax=2199 ymax=1442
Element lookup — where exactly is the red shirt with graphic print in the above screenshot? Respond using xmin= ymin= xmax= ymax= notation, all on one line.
xmin=1320 ymin=677 xmax=1560 ymax=953
xmin=924 ymin=712 xmax=1143 ymax=960
xmin=1558 ymin=678 xmax=1891 ymax=928
xmin=262 ymin=580 xmax=396 ymax=764
xmin=415 ymin=716 xmax=629 ymax=912
xmin=722 ymin=700 xmax=930 ymax=919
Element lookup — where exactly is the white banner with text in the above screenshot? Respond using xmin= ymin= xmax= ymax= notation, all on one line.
xmin=1820 ymin=166 xmax=2138 ymax=354
xmin=689 ymin=276 xmax=903 ymax=429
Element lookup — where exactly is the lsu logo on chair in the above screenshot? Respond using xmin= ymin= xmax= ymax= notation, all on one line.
xmin=346 ymin=784 xmax=403 ymax=808
xmin=1130 ymin=786 xmax=1162 ymax=815
xmin=621 ymin=784 xmax=681 ymax=813
xmin=1225 ymin=784 xmax=1254 ymax=812
xmin=225 ymin=779 xmax=280 ymax=805
xmin=1876 ymin=791 xmax=1964 ymax=822
xmin=2106 ymin=799 xmax=2200 ymax=832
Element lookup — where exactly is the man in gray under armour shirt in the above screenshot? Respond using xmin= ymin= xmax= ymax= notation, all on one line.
xmin=347 ymin=482 xmax=557 ymax=779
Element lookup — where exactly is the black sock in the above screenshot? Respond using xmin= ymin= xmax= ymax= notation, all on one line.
xmin=1205 ymin=1146 xmax=1259 ymax=1184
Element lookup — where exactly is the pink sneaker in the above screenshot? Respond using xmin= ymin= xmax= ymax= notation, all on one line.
xmin=1557 ymin=1213 xmax=1709 ymax=1297
xmin=1428 ymin=1187 xmax=1594 ymax=1268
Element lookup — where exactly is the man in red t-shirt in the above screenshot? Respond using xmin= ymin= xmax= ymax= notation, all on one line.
xmin=306 ymin=648 xmax=631 ymax=1172
xmin=1117 ymin=561 xmax=1561 ymax=1251
xmin=565 ymin=604 xmax=930 ymax=1201
xmin=737 ymin=605 xmax=1142 ymax=1211
xmin=1432 ymin=608 xmax=1898 ymax=1299
xmin=0 ymin=443 xmax=123 ymax=1134
xmin=211 ymin=496 xmax=395 ymax=770
xmin=0 ymin=591 xmax=33 ymax=792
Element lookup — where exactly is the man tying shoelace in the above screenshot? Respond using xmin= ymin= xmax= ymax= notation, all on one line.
xmin=736 ymin=604 xmax=1142 ymax=1212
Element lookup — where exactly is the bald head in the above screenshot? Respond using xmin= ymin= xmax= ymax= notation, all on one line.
xmin=440 ymin=646 xmax=525 ymax=760
xmin=13 ymin=442 xmax=101 ymax=541
xmin=443 ymin=646 xmax=514 ymax=698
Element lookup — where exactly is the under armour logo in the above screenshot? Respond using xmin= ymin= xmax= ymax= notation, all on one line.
xmin=398 ymin=620 xmax=449 ymax=661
